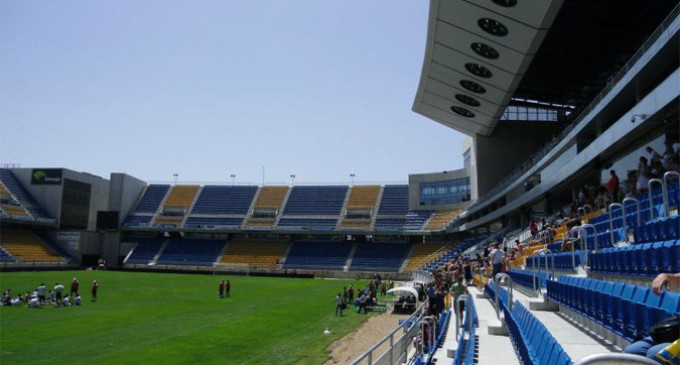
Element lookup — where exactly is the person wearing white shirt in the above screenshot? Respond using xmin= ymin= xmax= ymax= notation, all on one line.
xmin=488 ymin=243 xmax=505 ymax=279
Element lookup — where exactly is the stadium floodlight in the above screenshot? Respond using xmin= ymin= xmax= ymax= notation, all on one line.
xmin=350 ymin=173 xmax=355 ymax=186
xmin=173 ymin=173 xmax=178 ymax=186
xmin=230 ymin=174 xmax=236 ymax=186
xmin=290 ymin=174 xmax=296 ymax=186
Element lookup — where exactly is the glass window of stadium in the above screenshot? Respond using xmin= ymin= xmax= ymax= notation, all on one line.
xmin=420 ymin=178 xmax=470 ymax=206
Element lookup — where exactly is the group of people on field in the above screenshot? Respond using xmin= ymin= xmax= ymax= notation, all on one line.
xmin=1 ymin=277 xmax=98 ymax=308
xmin=218 ymin=279 xmax=231 ymax=298
xmin=333 ymin=275 xmax=395 ymax=316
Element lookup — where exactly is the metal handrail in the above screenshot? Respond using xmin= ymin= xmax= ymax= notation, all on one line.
xmin=648 ymin=178 xmax=664 ymax=220
xmin=609 ymin=203 xmax=624 ymax=244
xmin=663 ymin=171 xmax=680 ymax=211
xmin=579 ymin=224 xmax=598 ymax=266
xmin=535 ymin=248 xmax=551 ymax=300
xmin=454 ymin=294 xmax=470 ymax=339
xmin=493 ymin=273 xmax=513 ymax=320
xmin=622 ymin=197 xmax=641 ymax=227
xmin=574 ymin=353 xmax=660 ymax=365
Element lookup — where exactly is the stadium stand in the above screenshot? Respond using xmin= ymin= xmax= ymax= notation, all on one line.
xmin=245 ymin=186 xmax=289 ymax=229
xmin=124 ymin=238 xmax=166 ymax=265
xmin=123 ymin=215 xmax=152 ymax=228
xmin=155 ymin=239 xmax=226 ymax=266
xmin=277 ymin=218 xmax=337 ymax=231
xmin=219 ymin=240 xmax=288 ymax=268
xmin=0 ymin=231 xmax=67 ymax=262
xmin=404 ymin=210 xmax=433 ymax=231
xmin=191 ymin=185 xmax=258 ymax=215
xmin=0 ymin=169 xmax=54 ymax=221
xmin=283 ymin=240 xmax=353 ymax=270
xmin=377 ymin=185 xmax=408 ymax=216
xmin=345 ymin=185 xmax=380 ymax=212
xmin=404 ymin=243 xmax=454 ymax=272
xmin=424 ymin=208 xmax=463 ymax=231
xmin=184 ymin=217 xmax=244 ymax=229
xmin=161 ymin=185 xmax=200 ymax=212
xmin=153 ymin=217 xmax=183 ymax=228
xmin=350 ymin=242 xmax=412 ymax=271
xmin=0 ymin=246 xmax=15 ymax=262
xmin=282 ymin=186 xmax=348 ymax=215
xmin=1 ymin=204 xmax=30 ymax=218
xmin=374 ymin=217 xmax=406 ymax=232
xmin=134 ymin=184 xmax=170 ymax=213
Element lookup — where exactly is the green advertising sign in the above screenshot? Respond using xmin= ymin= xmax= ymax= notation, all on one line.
xmin=31 ymin=169 xmax=63 ymax=185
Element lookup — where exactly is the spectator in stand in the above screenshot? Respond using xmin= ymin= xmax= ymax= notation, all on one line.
xmin=607 ymin=170 xmax=620 ymax=203
xmin=624 ymin=272 xmax=680 ymax=362
xmin=647 ymin=146 xmax=663 ymax=164
xmin=650 ymin=159 xmax=665 ymax=179
xmin=663 ymin=140 xmax=676 ymax=168
xmin=488 ymin=243 xmax=505 ymax=279
xmin=516 ymin=240 xmax=523 ymax=255
xmin=529 ymin=221 xmax=538 ymax=238
xmin=637 ymin=156 xmax=651 ymax=194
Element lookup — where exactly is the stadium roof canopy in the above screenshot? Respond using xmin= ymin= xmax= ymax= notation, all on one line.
xmin=412 ymin=0 xmax=679 ymax=136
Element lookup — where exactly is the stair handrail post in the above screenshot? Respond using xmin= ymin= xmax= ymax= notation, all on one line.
xmin=663 ymin=171 xmax=679 ymax=213
xmin=609 ymin=203 xmax=624 ymax=244
xmin=648 ymin=178 xmax=664 ymax=220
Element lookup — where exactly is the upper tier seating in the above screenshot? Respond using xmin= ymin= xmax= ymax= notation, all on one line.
xmin=125 ymin=238 xmax=165 ymax=264
xmin=377 ymin=185 xmax=408 ymax=215
xmin=345 ymin=185 xmax=380 ymax=211
xmin=135 ymin=185 xmax=170 ymax=213
xmin=277 ymin=218 xmax=337 ymax=231
xmin=0 ymin=231 xmax=66 ymax=262
xmin=0 ymin=169 xmax=53 ymax=221
xmin=162 ymin=185 xmax=200 ymax=210
xmin=339 ymin=220 xmax=371 ymax=230
xmin=350 ymin=242 xmax=412 ymax=271
xmin=283 ymin=241 xmax=352 ymax=270
xmin=1 ymin=205 xmax=30 ymax=218
xmin=424 ymin=208 xmax=463 ymax=231
xmin=153 ymin=217 xmax=182 ymax=228
xmin=547 ymin=275 xmax=680 ymax=343
xmin=252 ymin=186 xmax=288 ymax=211
xmin=374 ymin=217 xmax=406 ymax=232
xmin=123 ymin=215 xmax=152 ymax=228
xmin=156 ymin=239 xmax=226 ymax=266
xmin=404 ymin=210 xmax=433 ymax=230
xmin=191 ymin=186 xmax=258 ymax=215
xmin=219 ymin=240 xmax=288 ymax=268
xmin=283 ymin=186 xmax=348 ymax=215
xmin=404 ymin=243 xmax=453 ymax=271
xmin=184 ymin=217 xmax=244 ymax=229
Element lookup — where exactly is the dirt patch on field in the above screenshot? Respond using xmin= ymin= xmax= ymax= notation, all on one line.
xmin=323 ymin=313 xmax=410 ymax=365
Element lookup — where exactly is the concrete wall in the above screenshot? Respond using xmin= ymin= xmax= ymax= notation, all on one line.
xmin=474 ymin=121 xmax=566 ymax=197
xmin=408 ymin=168 xmax=471 ymax=210
xmin=108 ymin=173 xmax=147 ymax=226
xmin=11 ymin=168 xmax=63 ymax=221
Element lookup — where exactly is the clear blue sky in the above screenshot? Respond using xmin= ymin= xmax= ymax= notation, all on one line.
xmin=1 ymin=1 xmax=466 ymax=185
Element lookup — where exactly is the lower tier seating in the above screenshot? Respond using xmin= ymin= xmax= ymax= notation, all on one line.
xmin=0 ymin=231 xmax=66 ymax=262
xmin=125 ymin=238 xmax=165 ymax=264
xmin=283 ymin=241 xmax=352 ymax=270
xmin=219 ymin=240 xmax=288 ymax=268
xmin=156 ymin=239 xmax=226 ymax=266
xmin=350 ymin=242 xmax=411 ymax=271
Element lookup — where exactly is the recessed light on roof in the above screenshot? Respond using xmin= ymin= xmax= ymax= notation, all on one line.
xmin=460 ymin=80 xmax=486 ymax=94
xmin=455 ymin=94 xmax=481 ymax=107
xmin=491 ymin=0 xmax=517 ymax=8
xmin=478 ymin=18 xmax=508 ymax=37
xmin=471 ymin=42 xmax=499 ymax=59
xmin=450 ymin=106 xmax=475 ymax=118
xmin=465 ymin=63 xmax=492 ymax=78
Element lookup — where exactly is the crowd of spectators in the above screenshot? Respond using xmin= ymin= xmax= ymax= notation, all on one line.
xmin=1 ymin=277 xmax=98 ymax=308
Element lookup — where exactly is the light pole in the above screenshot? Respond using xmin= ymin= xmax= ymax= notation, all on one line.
xmin=290 ymin=174 xmax=296 ymax=186
xmin=230 ymin=174 xmax=236 ymax=186
xmin=173 ymin=173 xmax=178 ymax=186
xmin=350 ymin=173 xmax=355 ymax=186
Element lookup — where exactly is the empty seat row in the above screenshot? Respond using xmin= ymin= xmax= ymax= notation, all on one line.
xmin=283 ymin=241 xmax=352 ymax=270
xmin=156 ymin=239 xmax=225 ymax=266
xmin=377 ymin=185 xmax=408 ymax=216
xmin=277 ymin=218 xmax=337 ymax=231
xmin=526 ymin=251 xmax=584 ymax=271
xmin=135 ymin=185 xmax=170 ymax=213
xmin=283 ymin=186 xmax=348 ymax=216
xmin=125 ymin=238 xmax=165 ymax=264
xmin=191 ymin=185 xmax=258 ymax=215
xmin=589 ymin=239 xmax=680 ymax=277
xmin=350 ymin=242 xmax=412 ymax=271
xmin=184 ymin=217 xmax=244 ymax=229
xmin=634 ymin=215 xmax=680 ymax=243
xmin=547 ymin=276 xmax=680 ymax=342
xmin=507 ymin=269 xmax=552 ymax=290
xmin=0 ymin=169 xmax=53 ymax=221
xmin=505 ymin=302 xmax=571 ymax=365
xmin=122 ymin=215 xmax=152 ymax=227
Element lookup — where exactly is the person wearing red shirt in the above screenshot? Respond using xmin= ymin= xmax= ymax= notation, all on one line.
xmin=70 ymin=278 xmax=79 ymax=298
xmin=226 ymin=280 xmax=231 ymax=297
xmin=219 ymin=280 xmax=225 ymax=298
xmin=607 ymin=170 xmax=620 ymax=203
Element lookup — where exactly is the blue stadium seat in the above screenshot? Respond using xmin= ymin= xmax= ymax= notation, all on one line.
xmin=135 ymin=185 xmax=170 ymax=213
xmin=283 ymin=186 xmax=348 ymax=215
xmin=283 ymin=241 xmax=352 ymax=270
xmin=191 ymin=186 xmax=258 ymax=215
xmin=377 ymin=185 xmax=409 ymax=216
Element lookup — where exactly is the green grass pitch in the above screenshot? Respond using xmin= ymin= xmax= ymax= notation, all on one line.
xmin=0 ymin=270 xmax=377 ymax=365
